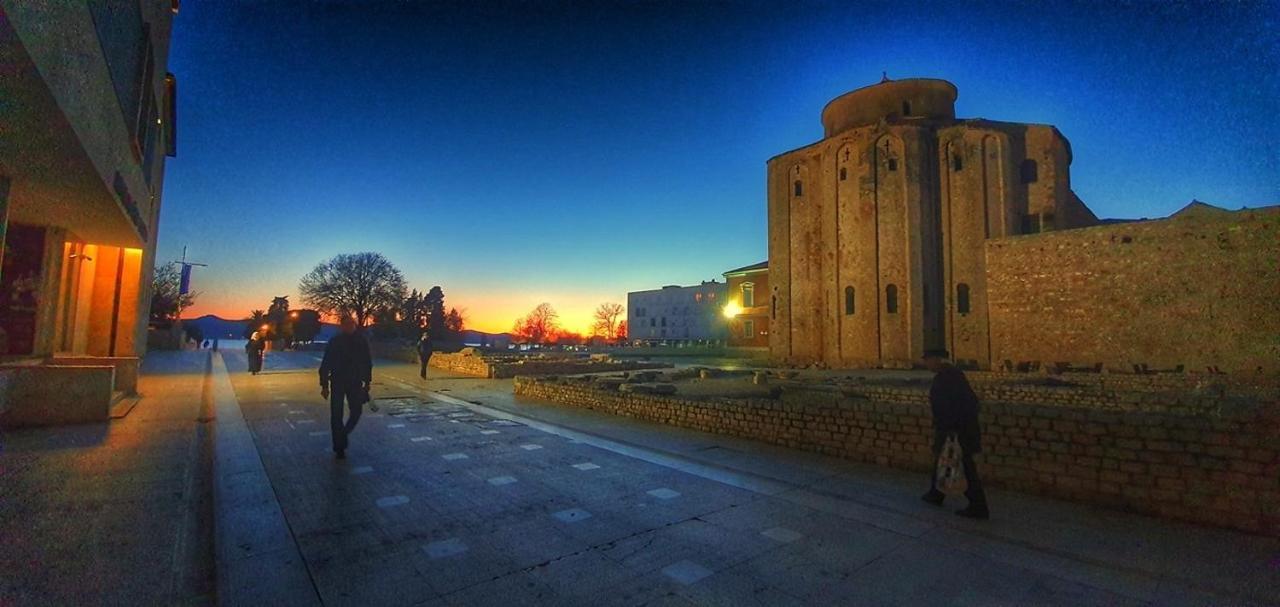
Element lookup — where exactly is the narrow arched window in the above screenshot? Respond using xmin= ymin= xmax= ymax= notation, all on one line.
xmin=902 ymin=101 xmax=911 ymax=116
xmin=839 ymin=167 xmax=847 ymax=181
xmin=952 ymin=154 xmax=963 ymax=171
xmin=794 ymin=181 xmax=803 ymax=197
xmin=957 ymin=283 xmax=971 ymax=314
xmin=844 ymin=286 xmax=855 ymax=315
xmin=887 ymin=158 xmax=898 ymax=171
xmin=886 ymin=284 xmax=898 ymax=314
xmin=1021 ymin=159 xmax=1038 ymax=183
xmin=771 ymin=295 xmax=777 ymax=319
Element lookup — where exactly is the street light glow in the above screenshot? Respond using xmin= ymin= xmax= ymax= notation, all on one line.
xmin=722 ymin=302 xmax=742 ymax=319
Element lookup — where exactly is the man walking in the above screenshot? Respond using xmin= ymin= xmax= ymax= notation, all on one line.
xmin=320 ymin=316 xmax=372 ymax=459
xmin=417 ymin=332 xmax=433 ymax=380
xmin=920 ymin=349 xmax=990 ymax=519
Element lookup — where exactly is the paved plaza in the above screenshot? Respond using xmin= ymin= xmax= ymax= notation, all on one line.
xmin=217 ymin=350 xmax=1279 ymax=606
xmin=3 ymin=349 xmax=1277 ymax=606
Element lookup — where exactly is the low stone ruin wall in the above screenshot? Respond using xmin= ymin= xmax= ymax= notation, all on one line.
xmin=430 ymin=353 xmax=671 ymax=379
xmin=514 ymin=376 xmax=1280 ymax=537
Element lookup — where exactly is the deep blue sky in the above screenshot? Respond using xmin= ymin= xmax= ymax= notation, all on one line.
xmin=160 ymin=0 xmax=1280 ymax=331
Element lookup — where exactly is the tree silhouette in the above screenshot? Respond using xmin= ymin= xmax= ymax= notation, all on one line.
xmin=591 ymin=302 xmax=625 ymax=340
xmin=299 ymin=252 xmax=407 ymax=327
xmin=424 ymin=286 xmax=446 ymax=340
xmin=150 ymin=264 xmax=196 ymax=322
xmin=513 ymin=303 xmax=558 ymax=344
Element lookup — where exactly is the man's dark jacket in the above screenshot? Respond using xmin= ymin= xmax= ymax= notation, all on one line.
xmin=319 ymin=332 xmax=372 ymax=389
xmin=929 ymin=365 xmax=982 ymax=454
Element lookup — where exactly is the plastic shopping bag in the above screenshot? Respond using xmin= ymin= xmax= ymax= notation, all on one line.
xmin=935 ymin=434 xmax=968 ymax=496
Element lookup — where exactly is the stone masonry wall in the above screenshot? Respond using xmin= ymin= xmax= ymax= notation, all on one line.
xmin=985 ymin=207 xmax=1280 ymax=374
xmin=514 ymin=376 xmax=1280 ymax=536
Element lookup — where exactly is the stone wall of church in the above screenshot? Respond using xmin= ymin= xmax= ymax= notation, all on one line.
xmin=985 ymin=207 xmax=1280 ymax=374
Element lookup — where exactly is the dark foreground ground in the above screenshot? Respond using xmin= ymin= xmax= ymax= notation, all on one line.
xmin=2 ymin=349 xmax=1277 ymax=606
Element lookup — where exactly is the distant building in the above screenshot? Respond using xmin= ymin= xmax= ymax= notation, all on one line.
xmin=0 ymin=3 xmax=178 ymax=418
xmin=627 ymin=281 xmax=726 ymax=345
xmin=722 ymin=261 xmax=769 ymax=348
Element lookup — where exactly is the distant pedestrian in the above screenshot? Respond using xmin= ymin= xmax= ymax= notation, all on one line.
xmin=920 ymin=349 xmax=989 ymax=519
xmin=319 ymin=316 xmax=372 ymax=459
xmin=212 ymin=337 xmax=220 ymax=352
xmin=417 ymin=332 xmax=433 ymax=380
xmin=245 ymin=332 xmax=266 ymax=375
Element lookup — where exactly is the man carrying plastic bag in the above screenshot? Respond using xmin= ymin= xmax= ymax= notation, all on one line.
xmin=920 ymin=349 xmax=990 ymax=519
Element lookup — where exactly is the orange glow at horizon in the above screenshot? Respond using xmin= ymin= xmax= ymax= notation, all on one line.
xmin=183 ymin=291 xmax=608 ymax=336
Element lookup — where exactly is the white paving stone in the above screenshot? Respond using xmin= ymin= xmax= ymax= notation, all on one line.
xmin=551 ymin=508 xmax=592 ymax=523
xmin=572 ymin=463 xmax=601 ymax=471
xmin=519 ymin=444 xmax=543 ymax=451
xmin=388 ymin=423 xmax=406 ymax=428
xmin=350 ymin=466 xmax=374 ymax=475
xmin=410 ymin=436 xmax=432 ymax=442
xmin=661 ymin=560 xmax=712 ymax=585
xmin=487 ymin=476 xmax=517 ymax=486
xmin=480 ymin=430 xmax=500 ymax=435
xmin=309 ymin=431 xmax=328 ymax=437
xmin=376 ymin=495 xmax=409 ymax=508
xmin=423 ymin=538 xmax=468 ymax=559
xmin=647 ymin=488 xmax=681 ymax=500
xmin=442 ymin=452 xmax=469 ymax=461
xmin=295 ymin=419 xmax=316 ymax=425
xmin=761 ymin=527 xmax=803 ymax=543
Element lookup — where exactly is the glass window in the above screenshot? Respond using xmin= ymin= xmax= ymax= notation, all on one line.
xmin=794 ymin=181 xmax=803 ymax=197
xmin=741 ymin=283 xmax=754 ymax=308
xmin=743 ymin=319 xmax=754 ymax=339
xmin=844 ymin=286 xmax=854 ymax=315
xmin=957 ymin=283 xmax=971 ymax=314
xmin=886 ymin=284 xmax=898 ymax=314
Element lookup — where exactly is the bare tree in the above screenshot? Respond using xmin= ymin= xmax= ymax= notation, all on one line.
xmin=591 ymin=302 xmax=625 ymax=340
xmin=299 ymin=252 xmax=407 ymax=327
xmin=513 ymin=303 xmax=559 ymax=344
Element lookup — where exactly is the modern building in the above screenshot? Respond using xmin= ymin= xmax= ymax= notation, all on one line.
xmin=627 ymin=281 xmax=727 ymax=345
xmin=0 ymin=2 xmax=178 ymax=422
xmin=722 ymin=261 xmax=769 ymax=348
xmin=767 ymin=76 xmax=1278 ymax=373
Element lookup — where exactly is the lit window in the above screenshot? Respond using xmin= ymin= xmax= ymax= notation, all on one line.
xmin=886 ymin=284 xmax=898 ymax=314
xmin=741 ymin=283 xmax=755 ymax=308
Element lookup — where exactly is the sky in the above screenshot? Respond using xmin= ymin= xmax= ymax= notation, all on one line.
xmin=159 ymin=0 xmax=1280 ymax=334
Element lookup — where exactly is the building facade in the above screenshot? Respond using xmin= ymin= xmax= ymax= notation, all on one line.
xmin=768 ymin=77 xmax=1097 ymax=368
xmin=767 ymin=76 xmax=1277 ymax=373
xmin=722 ymin=261 xmax=769 ymax=348
xmin=0 ymin=2 xmax=178 ymax=419
xmin=627 ymin=281 xmax=727 ymax=345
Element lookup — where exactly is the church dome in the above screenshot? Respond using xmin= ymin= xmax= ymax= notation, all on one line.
xmin=820 ymin=77 xmax=957 ymax=137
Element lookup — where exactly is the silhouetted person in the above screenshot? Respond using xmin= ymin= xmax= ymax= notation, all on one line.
xmin=417 ymin=332 xmax=433 ymax=380
xmin=212 ymin=337 xmax=220 ymax=352
xmin=320 ymin=316 xmax=372 ymax=459
xmin=245 ymin=332 xmax=265 ymax=375
xmin=920 ymin=349 xmax=989 ymax=519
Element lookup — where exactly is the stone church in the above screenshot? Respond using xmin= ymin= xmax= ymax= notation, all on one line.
xmin=766 ymin=76 xmax=1278 ymax=372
